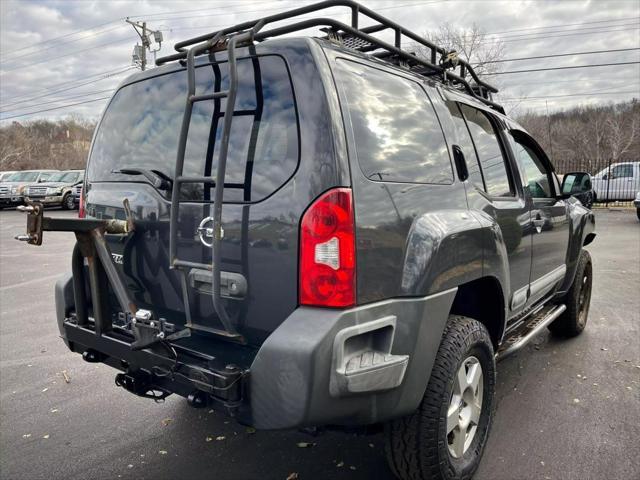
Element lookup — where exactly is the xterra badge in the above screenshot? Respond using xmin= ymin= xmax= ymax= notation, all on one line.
xmin=111 ymin=253 xmax=123 ymax=265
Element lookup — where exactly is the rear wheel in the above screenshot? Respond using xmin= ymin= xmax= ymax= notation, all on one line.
xmin=62 ymin=193 xmax=74 ymax=210
xmin=549 ymin=249 xmax=592 ymax=337
xmin=385 ymin=316 xmax=495 ymax=480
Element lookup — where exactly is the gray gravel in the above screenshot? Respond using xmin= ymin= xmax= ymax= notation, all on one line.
xmin=1 ymin=208 xmax=638 ymax=480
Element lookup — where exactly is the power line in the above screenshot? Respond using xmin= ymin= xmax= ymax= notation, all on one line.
xmin=490 ymin=61 xmax=640 ymax=75
xmin=157 ymin=0 xmax=443 ymax=25
xmin=0 ymin=88 xmax=116 ymax=114
xmin=481 ymin=47 xmax=640 ymax=64
xmin=1 ymin=66 xmax=133 ymax=103
xmin=1 ymin=37 xmax=133 ymax=73
xmin=0 ymin=24 xmax=127 ymax=62
xmin=485 ymin=16 xmax=640 ymax=35
xmin=499 ymin=90 xmax=640 ymax=102
xmin=490 ymin=21 xmax=639 ymax=39
xmin=0 ymin=19 xmax=122 ymax=56
xmin=0 ymin=96 xmax=111 ymax=121
xmin=496 ymin=25 xmax=640 ymax=44
xmin=0 ymin=67 xmax=134 ymax=109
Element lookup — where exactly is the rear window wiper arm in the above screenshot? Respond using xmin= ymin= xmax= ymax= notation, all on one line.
xmin=112 ymin=167 xmax=172 ymax=191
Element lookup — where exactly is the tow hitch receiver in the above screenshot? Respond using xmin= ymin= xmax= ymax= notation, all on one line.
xmin=115 ymin=371 xmax=171 ymax=402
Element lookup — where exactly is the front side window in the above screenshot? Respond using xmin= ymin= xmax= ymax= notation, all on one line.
xmin=459 ymin=105 xmax=513 ymax=197
xmin=88 ymin=55 xmax=299 ymax=202
xmin=611 ymin=164 xmax=633 ymax=178
xmin=334 ymin=59 xmax=452 ymax=184
xmin=509 ymin=132 xmax=554 ymax=198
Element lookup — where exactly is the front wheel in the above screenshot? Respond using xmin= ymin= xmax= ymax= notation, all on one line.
xmin=549 ymin=249 xmax=592 ymax=337
xmin=385 ymin=316 xmax=495 ymax=480
xmin=62 ymin=193 xmax=75 ymax=210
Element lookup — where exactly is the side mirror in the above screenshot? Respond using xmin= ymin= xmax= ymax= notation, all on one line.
xmin=561 ymin=172 xmax=592 ymax=196
xmin=602 ymin=173 xmax=609 ymax=181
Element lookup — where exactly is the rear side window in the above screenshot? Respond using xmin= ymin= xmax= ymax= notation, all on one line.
xmin=334 ymin=59 xmax=452 ymax=184
xmin=444 ymin=101 xmax=485 ymax=190
xmin=459 ymin=104 xmax=514 ymax=197
xmin=88 ymin=55 xmax=298 ymax=202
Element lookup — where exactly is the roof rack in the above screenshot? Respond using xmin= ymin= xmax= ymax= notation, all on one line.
xmin=156 ymin=0 xmax=502 ymax=113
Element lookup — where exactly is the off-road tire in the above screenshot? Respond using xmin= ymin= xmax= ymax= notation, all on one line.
xmin=385 ymin=316 xmax=496 ymax=480
xmin=62 ymin=193 xmax=74 ymax=210
xmin=549 ymin=249 xmax=592 ymax=337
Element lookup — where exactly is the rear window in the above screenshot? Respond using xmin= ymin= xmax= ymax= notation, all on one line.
xmin=334 ymin=59 xmax=452 ymax=184
xmin=88 ymin=55 xmax=298 ymax=202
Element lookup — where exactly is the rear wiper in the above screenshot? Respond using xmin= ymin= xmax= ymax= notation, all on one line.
xmin=112 ymin=167 xmax=173 ymax=191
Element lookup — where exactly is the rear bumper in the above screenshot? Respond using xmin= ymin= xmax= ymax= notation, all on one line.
xmin=55 ymin=273 xmax=455 ymax=429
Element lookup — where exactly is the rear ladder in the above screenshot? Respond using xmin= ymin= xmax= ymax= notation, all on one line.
xmin=168 ymin=23 xmax=265 ymax=341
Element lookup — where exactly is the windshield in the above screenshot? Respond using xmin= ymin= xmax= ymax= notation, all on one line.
xmin=6 ymin=171 xmax=39 ymax=182
xmin=88 ymin=55 xmax=299 ymax=202
xmin=47 ymin=171 xmax=81 ymax=183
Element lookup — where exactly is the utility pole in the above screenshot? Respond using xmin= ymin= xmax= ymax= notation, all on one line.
xmin=125 ymin=18 xmax=163 ymax=71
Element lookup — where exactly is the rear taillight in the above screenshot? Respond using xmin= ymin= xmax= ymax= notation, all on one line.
xmin=78 ymin=188 xmax=85 ymax=218
xmin=299 ymin=188 xmax=356 ymax=308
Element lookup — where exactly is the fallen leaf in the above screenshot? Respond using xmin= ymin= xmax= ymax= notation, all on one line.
xmin=127 ymin=464 xmax=133 ymax=469
xmin=368 ymin=443 xmax=374 ymax=448
xmin=601 ymin=348 xmax=608 ymax=351
xmin=216 ymin=436 xmax=226 ymax=441
xmin=158 ymin=450 xmax=168 ymax=455
xmin=43 ymin=434 xmax=50 ymax=439
xmin=50 ymin=408 xmax=59 ymax=413
xmin=573 ymin=398 xmax=580 ymax=404
xmin=286 ymin=474 xmax=299 ymax=480
xmin=22 ymin=434 xmax=31 ymax=438
xmin=62 ymin=370 xmax=71 ymax=383
xmin=42 ymin=388 xmax=48 ymax=393
xmin=349 ymin=466 xmax=357 ymax=471
xmin=246 ymin=427 xmax=256 ymax=435
xmin=206 ymin=436 xmax=214 ymax=442
xmin=27 ymin=364 xmax=33 ymax=367
xmin=161 ymin=418 xmax=172 ymax=427
xmin=593 ymin=383 xmax=599 ymax=386
xmin=626 ymin=386 xmax=632 ymax=391
xmin=208 ymin=409 xmax=215 ymax=414
xmin=336 ymin=461 xmax=344 ymax=468
xmin=296 ymin=442 xmax=315 ymax=448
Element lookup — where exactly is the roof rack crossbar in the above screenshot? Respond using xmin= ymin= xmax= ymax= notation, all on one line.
xmin=156 ymin=0 xmax=499 ymax=109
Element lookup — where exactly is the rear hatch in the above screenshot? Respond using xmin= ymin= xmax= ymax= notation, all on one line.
xmin=84 ymin=52 xmax=305 ymax=345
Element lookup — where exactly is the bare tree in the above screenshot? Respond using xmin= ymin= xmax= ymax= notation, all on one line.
xmin=417 ymin=23 xmax=505 ymax=77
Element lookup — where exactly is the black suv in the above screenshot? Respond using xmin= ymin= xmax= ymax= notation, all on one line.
xmin=18 ymin=2 xmax=595 ymax=479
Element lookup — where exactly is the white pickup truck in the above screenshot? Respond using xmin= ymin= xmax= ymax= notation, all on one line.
xmin=592 ymin=161 xmax=640 ymax=202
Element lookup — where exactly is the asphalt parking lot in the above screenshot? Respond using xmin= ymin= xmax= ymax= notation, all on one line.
xmin=0 ymin=208 xmax=638 ymax=480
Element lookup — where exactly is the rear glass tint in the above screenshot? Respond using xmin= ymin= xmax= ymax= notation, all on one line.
xmin=88 ymin=55 xmax=298 ymax=202
xmin=334 ymin=59 xmax=452 ymax=184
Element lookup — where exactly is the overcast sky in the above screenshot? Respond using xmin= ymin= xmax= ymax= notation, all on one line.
xmin=1 ymin=0 xmax=638 ymax=122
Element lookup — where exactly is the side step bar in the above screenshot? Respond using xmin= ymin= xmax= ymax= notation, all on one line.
xmin=496 ymin=304 xmax=566 ymax=361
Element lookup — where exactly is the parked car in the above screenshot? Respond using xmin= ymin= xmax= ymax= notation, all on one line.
xmin=634 ymin=191 xmax=640 ymax=221
xmin=591 ymin=161 xmax=640 ymax=201
xmin=0 ymin=171 xmax=17 ymax=182
xmin=0 ymin=170 xmax=57 ymax=209
xmin=25 ymin=170 xmax=84 ymax=210
xmin=16 ymin=3 xmax=596 ymax=479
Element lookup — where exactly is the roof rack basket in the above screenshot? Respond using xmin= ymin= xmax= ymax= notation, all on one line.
xmin=161 ymin=0 xmax=502 ymax=342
